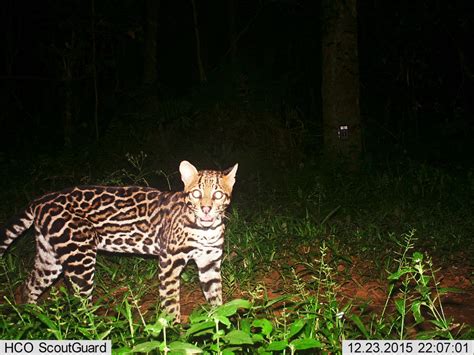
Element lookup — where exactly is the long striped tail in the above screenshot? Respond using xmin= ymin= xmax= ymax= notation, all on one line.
xmin=0 ymin=207 xmax=34 ymax=257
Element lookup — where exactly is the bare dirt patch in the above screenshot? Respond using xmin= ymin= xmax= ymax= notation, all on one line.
xmin=178 ymin=259 xmax=474 ymax=330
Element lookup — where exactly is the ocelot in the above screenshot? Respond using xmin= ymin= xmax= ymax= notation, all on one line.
xmin=0 ymin=161 xmax=238 ymax=322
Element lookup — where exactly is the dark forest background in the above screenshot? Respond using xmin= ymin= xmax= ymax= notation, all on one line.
xmin=1 ymin=1 xmax=474 ymax=343
xmin=1 ymin=0 xmax=473 ymax=185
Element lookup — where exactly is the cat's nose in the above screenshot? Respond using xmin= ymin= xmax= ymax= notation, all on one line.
xmin=201 ymin=206 xmax=211 ymax=214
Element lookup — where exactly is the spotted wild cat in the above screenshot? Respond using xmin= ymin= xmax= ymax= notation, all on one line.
xmin=0 ymin=161 xmax=238 ymax=322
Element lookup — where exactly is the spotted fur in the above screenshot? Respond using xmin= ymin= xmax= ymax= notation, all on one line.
xmin=0 ymin=161 xmax=238 ymax=322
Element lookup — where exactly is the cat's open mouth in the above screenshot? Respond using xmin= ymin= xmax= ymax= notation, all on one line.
xmin=198 ymin=214 xmax=217 ymax=227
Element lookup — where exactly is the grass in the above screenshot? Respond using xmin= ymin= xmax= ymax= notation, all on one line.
xmin=0 ymin=153 xmax=473 ymax=353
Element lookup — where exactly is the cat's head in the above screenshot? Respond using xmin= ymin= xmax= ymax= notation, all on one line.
xmin=179 ymin=161 xmax=238 ymax=228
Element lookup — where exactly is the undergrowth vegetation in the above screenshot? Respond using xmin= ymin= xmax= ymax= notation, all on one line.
xmin=1 ymin=151 xmax=473 ymax=353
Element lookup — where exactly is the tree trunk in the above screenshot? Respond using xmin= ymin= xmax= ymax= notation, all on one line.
xmin=143 ymin=0 xmax=159 ymax=84
xmin=321 ymin=0 xmax=362 ymax=169
xmin=91 ymin=0 xmax=99 ymax=141
xmin=191 ymin=0 xmax=207 ymax=83
xmin=228 ymin=0 xmax=237 ymax=63
xmin=63 ymin=71 xmax=73 ymax=148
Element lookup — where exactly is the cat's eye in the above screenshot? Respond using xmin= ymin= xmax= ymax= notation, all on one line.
xmin=191 ymin=190 xmax=202 ymax=199
xmin=213 ymin=191 xmax=224 ymax=200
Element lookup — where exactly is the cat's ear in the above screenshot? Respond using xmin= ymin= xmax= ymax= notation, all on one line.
xmin=223 ymin=163 xmax=238 ymax=190
xmin=180 ymin=161 xmax=198 ymax=189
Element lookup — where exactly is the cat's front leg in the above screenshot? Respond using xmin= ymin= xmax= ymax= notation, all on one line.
xmin=159 ymin=254 xmax=186 ymax=322
xmin=195 ymin=254 xmax=223 ymax=306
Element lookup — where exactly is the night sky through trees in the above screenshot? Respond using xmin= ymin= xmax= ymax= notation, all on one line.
xmin=1 ymin=0 xmax=473 ymax=169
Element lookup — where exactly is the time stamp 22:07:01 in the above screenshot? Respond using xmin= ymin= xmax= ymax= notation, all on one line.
xmin=342 ymin=340 xmax=474 ymax=355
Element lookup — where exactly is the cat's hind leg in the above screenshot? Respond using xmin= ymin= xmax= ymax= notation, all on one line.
xmin=16 ymin=228 xmax=62 ymax=303
xmin=59 ymin=218 xmax=98 ymax=301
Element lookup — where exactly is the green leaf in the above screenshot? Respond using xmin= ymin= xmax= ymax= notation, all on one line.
xmin=132 ymin=341 xmax=162 ymax=353
xmin=214 ymin=314 xmax=232 ymax=328
xmin=168 ymin=341 xmax=203 ymax=354
xmin=416 ymin=285 xmax=431 ymax=296
xmin=416 ymin=329 xmax=451 ymax=340
xmin=145 ymin=323 xmax=164 ymax=336
xmin=266 ymin=340 xmax=288 ymax=351
xmin=97 ymin=328 xmax=112 ymax=340
xmin=412 ymin=252 xmax=423 ymax=262
xmin=395 ymin=298 xmax=406 ymax=315
xmin=263 ymin=295 xmax=291 ymax=308
xmin=438 ymin=287 xmax=462 ymax=294
xmin=252 ymin=319 xmax=273 ymax=338
xmin=112 ymin=346 xmax=132 ymax=355
xmin=78 ymin=327 xmax=93 ymax=338
xmin=419 ymin=275 xmax=431 ymax=287
xmin=387 ymin=268 xmax=415 ymax=280
xmin=222 ymin=329 xmax=254 ymax=345
xmin=240 ymin=318 xmax=252 ymax=334
xmin=215 ymin=299 xmax=251 ymax=318
xmin=251 ymin=333 xmax=265 ymax=342
xmin=34 ymin=313 xmax=62 ymax=340
xmin=411 ymin=300 xmax=424 ymax=324
xmin=429 ymin=319 xmax=449 ymax=329
xmin=185 ymin=321 xmax=215 ymax=337
xmin=350 ymin=314 xmax=369 ymax=338
xmin=215 ymin=304 xmax=238 ymax=317
xmin=287 ymin=319 xmax=306 ymax=339
xmin=188 ymin=312 xmax=209 ymax=324
xmin=225 ymin=298 xmax=252 ymax=309
xmin=290 ymin=338 xmax=322 ymax=350
xmin=212 ymin=329 xmax=226 ymax=341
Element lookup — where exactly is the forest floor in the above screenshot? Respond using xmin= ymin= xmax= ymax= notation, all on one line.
xmin=167 ymin=254 xmax=474 ymax=333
